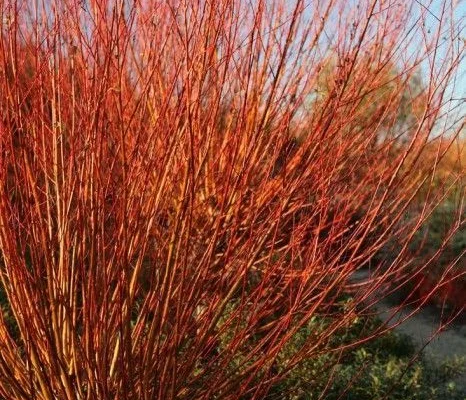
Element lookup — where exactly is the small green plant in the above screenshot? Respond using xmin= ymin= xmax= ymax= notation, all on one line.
xmin=267 ymin=307 xmax=466 ymax=400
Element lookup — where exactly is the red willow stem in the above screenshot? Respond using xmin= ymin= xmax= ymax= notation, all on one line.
xmin=0 ymin=0 xmax=464 ymax=399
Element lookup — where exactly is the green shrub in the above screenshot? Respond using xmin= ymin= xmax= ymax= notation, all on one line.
xmin=266 ymin=302 xmax=466 ymax=400
xmin=413 ymin=201 xmax=466 ymax=265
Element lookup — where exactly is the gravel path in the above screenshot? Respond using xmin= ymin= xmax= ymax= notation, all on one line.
xmin=375 ymin=298 xmax=466 ymax=364
xmin=351 ymin=269 xmax=466 ymax=391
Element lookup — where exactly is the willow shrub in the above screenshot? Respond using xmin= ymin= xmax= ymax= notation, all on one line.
xmin=0 ymin=1 xmax=464 ymax=399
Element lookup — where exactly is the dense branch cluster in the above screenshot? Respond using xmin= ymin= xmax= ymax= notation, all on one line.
xmin=0 ymin=1 xmax=464 ymax=399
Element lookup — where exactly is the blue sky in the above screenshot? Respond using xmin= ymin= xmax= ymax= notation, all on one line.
xmin=418 ymin=0 xmax=465 ymax=130
xmin=455 ymin=0 xmax=465 ymax=104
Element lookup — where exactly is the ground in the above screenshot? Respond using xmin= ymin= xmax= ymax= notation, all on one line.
xmin=352 ymin=268 xmax=466 ymax=392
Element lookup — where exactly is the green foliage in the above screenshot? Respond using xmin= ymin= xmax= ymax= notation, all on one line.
xmin=214 ymin=297 xmax=465 ymax=399
xmin=266 ymin=303 xmax=465 ymax=399
xmin=0 ymin=283 xmax=19 ymax=341
xmin=410 ymin=200 xmax=466 ymax=286
xmin=416 ymin=201 xmax=465 ymax=255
